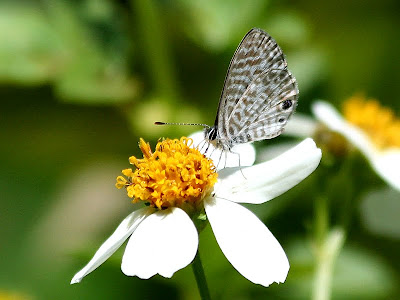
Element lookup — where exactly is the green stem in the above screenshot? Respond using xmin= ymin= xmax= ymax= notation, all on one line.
xmin=312 ymin=196 xmax=346 ymax=300
xmin=312 ymin=228 xmax=345 ymax=300
xmin=191 ymin=251 xmax=211 ymax=300
xmin=314 ymin=196 xmax=329 ymax=246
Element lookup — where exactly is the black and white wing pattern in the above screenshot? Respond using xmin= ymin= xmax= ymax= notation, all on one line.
xmin=205 ymin=28 xmax=298 ymax=150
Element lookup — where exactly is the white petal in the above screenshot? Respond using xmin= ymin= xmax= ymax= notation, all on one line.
xmin=370 ymin=150 xmax=400 ymax=191
xmin=312 ymin=101 xmax=347 ymax=132
xmin=121 ymin=207 xmax=198 ymax=279
xmin=187 ymin=130 xmax=205 ymax=145
xmin=214 ymin=138 xmax=322 ymax=204
xmin=312 ymin=101 xmax=375 ymax=157
xmin=256 ymin=141 xmax=300 ymax=162
xmin=205 ymin=197 xmax=289 ymax=286
xmin=70 ymin=207 xmax=153 ymax=284
xmin=188 ymin=130 xmax=256 ymax=170
xmin=284 ymin=113 xmax=318 ymax=138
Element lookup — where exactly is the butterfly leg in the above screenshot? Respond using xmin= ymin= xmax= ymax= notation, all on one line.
xmin=215 ymin=148 xmax=225 ymax=170
xmin=204 ymin=140 xmax=212 ymax=154
xmin=230 ymin=149 xmax=247 ymax=180
xmin=223 ymin=150 xmax=228 ymax=169
xmin=197 ymin=138 xmax=207 ymax=153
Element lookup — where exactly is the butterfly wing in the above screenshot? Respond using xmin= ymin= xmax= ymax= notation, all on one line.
xmin=227 ymin=68 xmax=299 ymax=144
xmin=215 ymin=28 xmax=288 ymax=141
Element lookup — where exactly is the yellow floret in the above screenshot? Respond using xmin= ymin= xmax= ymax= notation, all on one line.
xmin=116 ymin=137 xmax=218 ymax=210
xmin=343 ymin=94 xmax=400 ymax=149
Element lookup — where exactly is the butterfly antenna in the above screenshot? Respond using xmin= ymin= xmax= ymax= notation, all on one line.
xmin=155 ymin=122 xmax=210 ymax=129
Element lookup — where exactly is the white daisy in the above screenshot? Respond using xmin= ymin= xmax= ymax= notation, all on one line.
xmin=283 ymin=95 xmax=400 ymax=191
xmin=311 ymin=96 xmax=400 ymax=191
xmin=71 ymin=136 xmax=321 ymax=287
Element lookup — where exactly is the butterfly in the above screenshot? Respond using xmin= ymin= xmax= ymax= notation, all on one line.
xmin=156 ymin=28 xmax=298 ymax=160
xmin=204 ymin=28 xmax=298 ymax=152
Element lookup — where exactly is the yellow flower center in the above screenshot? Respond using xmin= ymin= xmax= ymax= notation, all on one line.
xmin=343 ymin=94 xmax=400 ymax=149
xmin=115 ymin=137 xmax=218 ymax=210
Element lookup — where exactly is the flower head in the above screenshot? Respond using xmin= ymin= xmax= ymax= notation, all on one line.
xmin=116 ymin=137 xmax=217 ymax=211
xmin=311 ymin=95 xmax=400 ymax=190
xmin=71 ymin=135 xmax=321 ymax=287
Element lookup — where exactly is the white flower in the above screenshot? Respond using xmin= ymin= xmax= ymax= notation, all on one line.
xmin=312 ymin=100 xmax=400 ymax=191
xmin=71 ymin=136 xmax=321 ymax=287
xmin=283 ymin=96 xmax=400 ymax=191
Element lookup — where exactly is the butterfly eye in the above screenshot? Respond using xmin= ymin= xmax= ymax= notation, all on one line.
xmin=281 ymin=100 xmax=292 ymax=110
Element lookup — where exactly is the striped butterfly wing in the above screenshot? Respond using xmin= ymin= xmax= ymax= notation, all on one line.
xmin=215 ymin=28 xmax=288 ymax=142
xmin=228 ymin=68 xmax=299 ymax=144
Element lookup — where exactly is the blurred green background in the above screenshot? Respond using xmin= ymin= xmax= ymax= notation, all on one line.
xmin=1 ymin=0 xmax=399 ymax=299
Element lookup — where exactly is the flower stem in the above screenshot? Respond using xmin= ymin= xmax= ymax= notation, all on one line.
xmin=312 ymin=196 xmax=345 ymax=300
xmin=192 ymin=251 xmax=211 ymax=300
xmin=312 ymin=228 xmax=345 ymax=300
